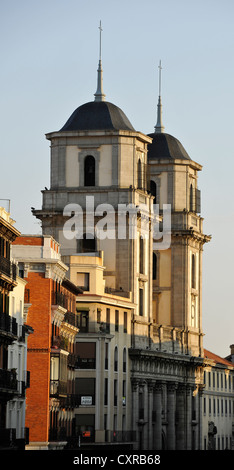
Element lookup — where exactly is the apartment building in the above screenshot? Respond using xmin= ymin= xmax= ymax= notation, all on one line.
xmin=0 ymin=206 xmax=21 ymax=449
xmin=12 ymin=235 xmax=82 ymax=449
xmin=6 ymin=275 xmax=33 ymax=448
xmin=64 ymin=253 xmax=135 ymax=447
xmin=202 ymin=348 xmax=234 ymax=450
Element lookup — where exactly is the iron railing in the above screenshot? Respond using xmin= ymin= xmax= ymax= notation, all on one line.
xmin=0 ymin=313 xmax=17 ymax=336
xmin=0 ymin=368 xmax=18 ymax=392
xmin=0 ymin=255 xmax=17 ymax=281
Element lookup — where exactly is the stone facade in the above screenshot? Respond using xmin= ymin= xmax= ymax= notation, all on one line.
xmin=32 ymin=65 xmax=212 ymax=448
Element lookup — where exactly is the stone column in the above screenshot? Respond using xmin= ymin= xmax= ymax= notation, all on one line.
xmin=131 ymin=378 xmax=139 ymax=448
xmin=176 ymin=383 xmax=186 ymax=450
xmin=148 ymin=380 xmax=155 ymax=449
xmin=154 ymin=382 xmax=163 ymax=450
xmin=167 ymin=382 xmax=177 ymax=450
xmin=186 ymin=385 xmax=192 ymax=450
xmin=139 ymin=380 xmax=147 ymax=450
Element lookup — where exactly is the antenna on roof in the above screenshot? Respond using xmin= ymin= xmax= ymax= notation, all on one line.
xmin=94 ymin=20 xmax=106 ymax=102
xmin=154 ymin=60 xmax=165 ymax=134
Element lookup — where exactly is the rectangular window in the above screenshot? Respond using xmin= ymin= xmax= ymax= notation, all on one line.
xmin=77 ymin=311 xmax=89 ymax=332
xmin=97 ymin=308 xmax=101 ymax=323
xmin=203 ymin=397 xmax=206 ymax=415
xmin=77 ymin=272 xmax=90 ymax=291
xmin=106 ymin=308 xmax=110 ymax=333
xmin=104 ymin=378 xmax=108 ymax=406
xmin=75 ymin=377 xmax=95 ymax=406
xmin=76 ymin=342 xmax=96 ymax=369
xmin=213 ymin=372 xmax=215 ymax=389
xmin=114 ymin=379 xmax=118 ymax=406
xmin=105 ymin=343 xmax=108 ymax=370
xmin=140 ymin=237 xmax=144 ymax=274
xmin=115 ymin=310 xmax=119 ymax=332
xmin=139 ymin=288 xmax=144 ymax=316
xmin=124 ymin=311 xmax=127 ymax=333
xmin=122 ymin=380 xmax=126 ymax=406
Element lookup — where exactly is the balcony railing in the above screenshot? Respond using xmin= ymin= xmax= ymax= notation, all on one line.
xmin=50 ymin=379 xmax=67 ymax=396
xmin=0 ymin=427 xmax=29 ymax=449
xmin=64 ymin=311 xmax=79 ymax=328
xmin=0 ymin=255 xmax=17 ymax=281
xmin=52 ymin=291 xmax=67 ymax=309
xmin=0 ymin=312 xmax=18 ymax=337
xmin=49 ymin=427 xmax=67 ymax=442
xmin=0 ymin=368 xmax=18 ymax=392
xmin=104 ymin=287 xmax=130 ymax=299
xmin=51 ymin=335 xmax=69 ymax=351
xmin=111 ymin=431 xmax=136 ymax=443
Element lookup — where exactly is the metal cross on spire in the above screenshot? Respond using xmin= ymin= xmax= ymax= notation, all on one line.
xmin=154 ymin=59 xmax=165 ymax=133
xmin=99 ymin=20 xmax=103 ymax=61
xmin=94 ymin=20 xmax=106 ymax=102
xmin=158 ymin=60 xmax=162 ymax=97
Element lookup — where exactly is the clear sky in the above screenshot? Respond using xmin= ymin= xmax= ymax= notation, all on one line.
xmin=1 ymin=0 xmax=234 ymax=358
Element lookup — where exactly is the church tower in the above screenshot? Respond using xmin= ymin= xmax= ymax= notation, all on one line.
xmin=32 ymin=32 xmax=211 ymax=449
xmin=33 ymin=24 xmax=154 ymax=346
xmin=147 ymin=62 xmax=211 ymax=357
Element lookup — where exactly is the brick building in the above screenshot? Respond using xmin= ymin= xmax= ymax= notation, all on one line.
xmin=12 ymin=235 xmax=82 ymax=449
xmin=0 ymin=206 xmax=20 ymax=448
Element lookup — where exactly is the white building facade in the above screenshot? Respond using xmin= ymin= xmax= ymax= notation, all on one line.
xmin=202 ymin=348 xmax=234 ymax=450
xmin=6 ymin=275 xmax=32 ymax=448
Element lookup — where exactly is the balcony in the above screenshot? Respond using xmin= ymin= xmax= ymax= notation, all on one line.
xmin=51 ymin=335 xmax=69 ymax=352
xmin=52 ymin=291 xmax=68 ymax=309
xmin=0 ymin=313 xmax=18 ymax=342
xmin=104 ymin=287 xmax=130 ymax=299
xmin=0 ymin=255 xmax=17 ymax=281
xmin=0 ymin=368 xmax=18 ymax=397
xmin=50 ymin=379 xmax=67 ymax=397
xmin=64 ymin=311 xmax=79 ymax=328
xmin=0 ymin=427 xmax=29 ymax=449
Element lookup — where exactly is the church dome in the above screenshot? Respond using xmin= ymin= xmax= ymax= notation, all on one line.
xmin=60 ymin=101 xmax=135 ymax=132
xmin=147 ymin=132 xmax=190 ymax=160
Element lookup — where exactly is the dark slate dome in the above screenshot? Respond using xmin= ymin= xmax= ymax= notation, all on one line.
xmin=147 ymin=132 xmax=190 ymax=160
xmin=60 ymin=100 xmax=135 ymax=132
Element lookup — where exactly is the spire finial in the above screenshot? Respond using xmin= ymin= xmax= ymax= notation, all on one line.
xmin=94 ymin=20 xmax=106 ymax=102
xmin=154 ymin=60 xmax=165 ymax=133
xmin=158 ymin=59 xmax=162 ymax=97
xmin=99 ymin=20 xmax=102 ymax=61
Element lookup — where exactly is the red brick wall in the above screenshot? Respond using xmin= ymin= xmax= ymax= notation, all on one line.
xmin=13 ymin=236 xmax=43 ymax=246
xmin=25 ymin=271 xmax=52 ymax=443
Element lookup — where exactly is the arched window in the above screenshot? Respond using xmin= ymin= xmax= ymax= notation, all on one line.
xmin=81 ymin=233 xmax=96 ymax=253
xmin=137 ymin=159 xmax=142 ymax=189
xmin=84 ymin=155 xmax=95 ymax=186
xmin=150 ymin=180 xmax=157 ymax=205
xmin=153 ymin=253 xmax=157 ymax=280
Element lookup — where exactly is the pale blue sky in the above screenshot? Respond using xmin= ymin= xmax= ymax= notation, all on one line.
xmin=1 ymin=0 xmax=234 ymax=357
